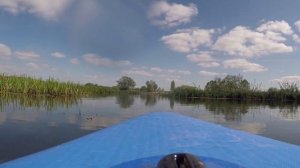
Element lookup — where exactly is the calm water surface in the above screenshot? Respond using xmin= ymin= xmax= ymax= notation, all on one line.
xmin=1 ymin=94 xmax=300 ymax=163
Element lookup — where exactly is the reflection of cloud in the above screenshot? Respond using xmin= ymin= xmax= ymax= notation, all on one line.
xmin=233 ymin=123 xmax=266 ymax=134
xmin=0 ymin=113 xmax=6 ymax=125
xmin=80 ymin=117 xmax=119 ymax=131
xmin=10 ymin=112 xmax=39 ymax=123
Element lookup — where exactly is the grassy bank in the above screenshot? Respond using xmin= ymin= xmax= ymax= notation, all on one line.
xmin=0 ymin=74 xmax=118 ymax=97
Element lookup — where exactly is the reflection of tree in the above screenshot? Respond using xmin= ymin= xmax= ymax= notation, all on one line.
xmin=175 ymin=98 xmax=250 ymax=121
xmin=267 ymin=101 xmax=299 ymax=119
xmin=115 ymin=93 xmax=134 ymax=109
xmin=0 ymin=94 xmax=80 ymax=112
xmin=169 ymin=97 xmax=175 ymax=109
xmin=202 ymin=99 xmax=249 ymax=121
xmin=140 ymin=94 xmax=157 ymax=107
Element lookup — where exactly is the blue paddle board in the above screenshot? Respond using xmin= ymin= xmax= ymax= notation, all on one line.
xmin=1 ymin=112 xmax=300 ymax=168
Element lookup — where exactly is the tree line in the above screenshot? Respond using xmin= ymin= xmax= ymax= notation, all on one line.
xmin=117 ymin=76 xmax=164 ymax=92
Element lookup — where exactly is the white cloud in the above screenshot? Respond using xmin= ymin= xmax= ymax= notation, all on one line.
xmin=0 ymin=0 xmax=73 ymax=21
xmin=51 ymin=52 xmax=65 ymax=58
xmin=148 ymin=1 xmax=198 ymax=28
xmin=82 ymin=53 xmax=132 ymax=67
xmin=123 ymin=70 xmax=153 ymax=77
xmin=162 ymin=28 xmax=215 ymax=53
xmin=0 ymin=43 xmax=12 ymax=59
xmin=213 ymin=22 xmax=294 ymax=57
xmin=271 ymin=76 xmax=300 ymax=83
xmin=26 ymin=62 xmax=50 ymax=70
xmin=198 ymin=71 xmax=225 ymax=77
xmin=186 ymin=52 xmax=220 ymax=68
xmin=15 ymin=51 xmax=40 ymax=61
xmin=186 ymin=52 xmax=215 ymax=62
xmin=223 ymin=59 xmax=268 ymax=72
xmin=70 ymin=58 xmax=79 ymax=65
xmin=150 ymin=67 xmax=163 ymax=73
xmin=257 ymin=20 xmax=293 ymax=35
xmin=197 ymin=62 xmax=220 ymax=68
xmin=124 ymin=66 xmax=190 ymax=81
xmin=295 ymin=20 xmax=300 ymax=32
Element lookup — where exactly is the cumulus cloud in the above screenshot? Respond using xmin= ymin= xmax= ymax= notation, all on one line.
xmin=213 ymin=25 xmax=293 ymax=57
xmin=223 ymin=59 xmax=268 ymax=72
xmin=0 ymin=0 xmax=73 ymax=20
xmin=271 ymin=76 xmax=300 ymax=83
xmin=295 ymin=21 xmax=300 ymax=31
xmin=70 ymin=58 xmax=79 ymax=65
xmin=186 ymin=52 xmax=220 ymax=68
xmin=162 ymin=28 xmax=215 ymax=53
xmin=82 ymin=53 xmax=132 ymax=67
xmin=15 ymin=51 xmax=40 ymax=61
xmin=148 ymin=1 xmax=198 ymax=28
xmin=256 ymin=20 xmax=293 ymax=35
xmin=0 ymin=43 xmax=12 ymax=59
xmin=126 ymin=66 xmax=191 ymax=79
xmin=198 ymin=71 xmax=225 ymax=77
xmin=51 ymin=52 xmax=65 ymax=58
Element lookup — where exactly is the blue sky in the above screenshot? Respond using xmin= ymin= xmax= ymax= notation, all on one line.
xmin=1 ymin=0 xmax=300 ymax=90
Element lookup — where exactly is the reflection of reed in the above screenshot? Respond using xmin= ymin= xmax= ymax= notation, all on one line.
xmin=0 ymin=94 xmax=80 ymax=112
xmin=279 ymin=105 xmax=299 ymax=119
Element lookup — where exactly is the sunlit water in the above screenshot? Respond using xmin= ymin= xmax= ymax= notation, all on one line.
xmin=0 ymin=94 xmax=300 ymax=163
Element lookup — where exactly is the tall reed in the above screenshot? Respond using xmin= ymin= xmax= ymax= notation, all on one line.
xmin=0 ymin=74 xmax=118 ymax=97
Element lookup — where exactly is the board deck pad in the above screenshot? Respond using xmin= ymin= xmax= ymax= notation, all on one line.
xmin=1 ymin=112 xmax=300 ymax=168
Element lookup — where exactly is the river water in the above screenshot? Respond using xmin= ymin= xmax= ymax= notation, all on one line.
xmin=0 ymin=94 xmax=300 ymax=163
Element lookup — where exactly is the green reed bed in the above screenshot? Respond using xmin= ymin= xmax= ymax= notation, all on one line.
xmin=0 ymin=74 xmax=117 ymax=97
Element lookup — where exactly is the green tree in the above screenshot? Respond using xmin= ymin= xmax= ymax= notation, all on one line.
xmin=117 ymin=76 xmax=136 ymax=90
xmin=170 ymin=80 xmax=175 ymax=92
xmin=146 ymin=80 xmax=158 ymax=92
xmin=204 ymin=75 xmax=250 ymax=98
xmin=140 ymin=86 xmax=147 ymax=92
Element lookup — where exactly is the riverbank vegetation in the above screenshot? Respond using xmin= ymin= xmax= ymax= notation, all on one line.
xmin=0 ymin=74 xmax=118 ymax=97
xmin=172 ymin=75 xmax=300 ymax=102
xmin=1 ymin=74 xmax=300 ymax=102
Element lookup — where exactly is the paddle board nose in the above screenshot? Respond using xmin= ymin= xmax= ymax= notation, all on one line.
xmin=157 ymin=153 xmax=206 ymax=168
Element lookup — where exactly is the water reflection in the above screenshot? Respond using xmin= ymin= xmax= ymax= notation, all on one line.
xmin=140 ymin=94 xmax=158 ymax=107
xmin=0 ymin=94 xmax=79 ymax=112
xmin=278 ymin=103 xmax=299 ymax=119
xmin=1 ymin=94 xmax=300 ymax=163
xmin=175 ymin=98 xmax=300 ymax=121
xmin=115 ymin=93 xmax=134 ymax=109
xmin=202 ymin=99 xmax=249 ymax=121
xmin=175 ymin=98 xmax=249 ymax=121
